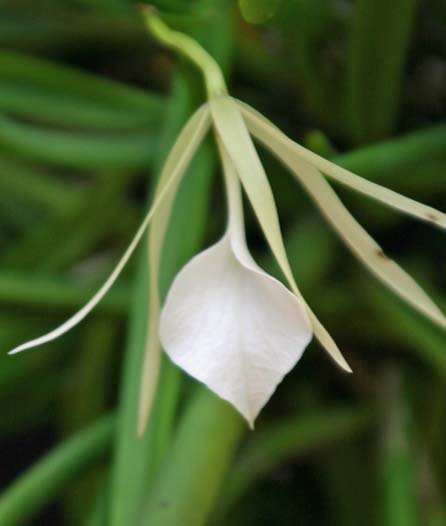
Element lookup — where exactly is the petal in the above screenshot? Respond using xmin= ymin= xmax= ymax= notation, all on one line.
xmin=9 ymin=103 xmax=211 ymax=356
xmin=210 ymin=95 xmax=352 ymax=372
xmin=238 ymin=100 xmax=446 ymax=229
xmin=279 ymin=154 xmax=446 ymax=329
xmin=137 ymin=104 xmax=211 ymax=435
xmin=159 ymin=235 xmax=312 ymax=427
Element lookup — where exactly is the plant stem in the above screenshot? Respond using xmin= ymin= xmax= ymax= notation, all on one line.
xmin=143 ymin=11 xmax=227 ymax=98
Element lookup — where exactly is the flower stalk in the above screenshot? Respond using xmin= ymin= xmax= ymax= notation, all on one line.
xmin=143 ymin=11 xmax=227 ymax=99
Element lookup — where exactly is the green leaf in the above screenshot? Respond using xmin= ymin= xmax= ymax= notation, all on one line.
xmin=379 ymin=369 xmax=419 ymax=526
xmin=0 ymin=51 xmax=164 ymax=130
xmin=239 ymin=0 xmax=280 ymax=24
xmin=0 ymin=415 xmax=115 ymax=525
xmin=0 ymin=114 xmax=156 ymax=169
xmin=0 ymin=271 xmax=129 ymax=315
xmin=109 ymin=6 xmax=235 ymax=524
xmin=346 ymin=0 xmax=419 ymax=142
xmin=108 ymin=78 xmax=211 ymax=526
xmin=0 ymin=173 xmax=136 ymax=271
xmin=143 ymin=390 xmax=244 ymax=526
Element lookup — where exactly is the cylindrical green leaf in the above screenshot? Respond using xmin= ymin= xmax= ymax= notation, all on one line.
xmin=346 ymin=0 xmax=419 ymax=142
xmin=144 ymin=390 xmax=244 ymax=526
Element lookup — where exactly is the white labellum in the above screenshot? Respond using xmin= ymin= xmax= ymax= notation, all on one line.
xmin=160 ymin=234 xmax=312 ymax=427
xmin=159 ymin=145 xmax=312 ymax=426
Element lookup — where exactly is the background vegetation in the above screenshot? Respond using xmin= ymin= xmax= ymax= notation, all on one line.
xmin=0 ymin=0 xmax=444 ymax=524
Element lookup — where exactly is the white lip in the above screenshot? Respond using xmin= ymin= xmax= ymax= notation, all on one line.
xmin=160 ymin=230 xmax=312 ymax=427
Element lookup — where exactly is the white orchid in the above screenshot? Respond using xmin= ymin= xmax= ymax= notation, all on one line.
xmin=159 ymin=136 xmax=312 ymax=429
xmin=9 ymin=14 xmax=445 ymax=434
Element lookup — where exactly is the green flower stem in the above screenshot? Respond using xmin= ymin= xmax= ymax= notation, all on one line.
xmin=347 ymin=0 xmax=419 ymax=142
xmin=0 ymin=415 xmax=115 ymax=525
xmin=143 ymin=11 xmax=227 ymax=98
xmin=144 ymin=390 xmax=244 ymax=526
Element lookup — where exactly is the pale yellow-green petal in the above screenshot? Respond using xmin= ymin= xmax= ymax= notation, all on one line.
xmin=238 ymin=99 xmax=445 ymax=328
xmin=210 ymin=95 xmax=352 ymax=372
xmin=278 ymin=155 xmax=446 ymax=329
xmin=237 ymin=99 xmax=446 ymax=229
xmin=137 ymin=103 xmax=211 ymax=436
xmin=8 ymin=104 xmax=211 ymax=361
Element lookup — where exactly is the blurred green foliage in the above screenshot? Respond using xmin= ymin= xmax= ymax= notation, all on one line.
xmin=238 ymin=0 xmax=281 ymax=24
xmin=0 ymin=0 xmax=444 ymax=525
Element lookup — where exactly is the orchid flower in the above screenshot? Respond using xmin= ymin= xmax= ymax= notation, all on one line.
xmin=8 ymin=13 xmax=445 ymax=435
